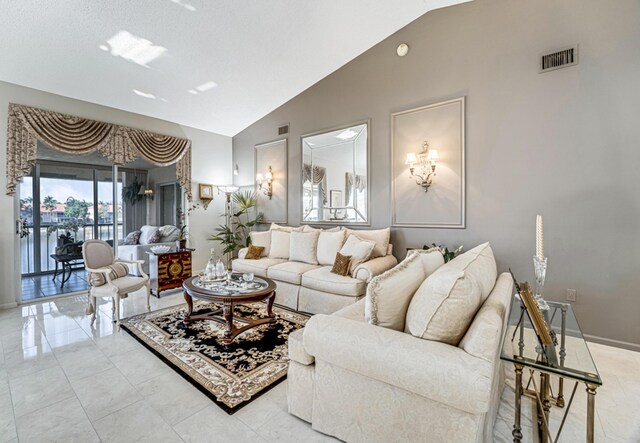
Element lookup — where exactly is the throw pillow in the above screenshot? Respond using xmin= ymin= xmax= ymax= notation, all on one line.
xmin=302 ymin=225 xmax=322 ymax=232
xmin=245 ymin=245 xmax=265 ymax=260
xmin=316 ymin=230 xmax=346 ymax=265
xmin=270 ymin=223 xmax=305 ymax=233
xmin=404 ymin=243 xmax=497 ymax=345
xmin=91 ymin=263 xmax=129 ymax=286
xmin=268 ymin=230 xmax=291 ymax=259
xmin=344 ymin=228 xmax=390 ymax=258
xmin=139 ymin=225 xmax=159 ymax=245
xmin=147 ymin=229 xmax=161 ymax=244
xmin=407 ymin=248 xmax=446 ymax=276
xmin=122 ymin=230 xmax=141 ymax=245
xmin=159 ymin=225 xmax=179 ymax=242
xmin=365 ymin=250 xmax=443 ymax=331
xmin=339 ymin=234 xmax=376 ymax=276
xmin=289 ymin=231 xmax=320 ymax=264
xmin=249 ymin=230 xmax=271 ymax=256
xmin=331 ymin=252 xmax=351 ymax=276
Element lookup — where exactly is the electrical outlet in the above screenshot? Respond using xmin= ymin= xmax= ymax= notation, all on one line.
xmin=566 ymin=289 xmax=577 ymax=302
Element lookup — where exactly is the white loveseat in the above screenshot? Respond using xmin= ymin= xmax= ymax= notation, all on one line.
xmin=287 ymin=243 xmax=514 ymax=443
xmin=117 ymin=225 xmax=179 ymax=276
xmin=232 ymin=225 xmax=398 ymax=315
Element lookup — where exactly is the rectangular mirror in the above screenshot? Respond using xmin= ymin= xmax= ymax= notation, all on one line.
xmin=301 ymin=121 xmax=369 ymax=224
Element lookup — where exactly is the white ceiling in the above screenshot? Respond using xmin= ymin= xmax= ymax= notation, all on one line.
xmin=0 ymin=0 xmax=467 ymax=137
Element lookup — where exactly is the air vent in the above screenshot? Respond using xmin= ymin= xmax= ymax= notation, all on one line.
xmin=540 ymin=45 xmax=578 ymax=73
xmin=278 ymin=124 xmax=289 ymax=135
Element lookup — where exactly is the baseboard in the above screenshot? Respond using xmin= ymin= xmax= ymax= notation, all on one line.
xmin=0 ymin=301 xmax=19 ymax=310
xmin=584 ymin=334 xmax=640 ymax=352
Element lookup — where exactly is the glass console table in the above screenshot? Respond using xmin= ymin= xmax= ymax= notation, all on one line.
xmin=500 ymin=299 xmax=602 ymax=442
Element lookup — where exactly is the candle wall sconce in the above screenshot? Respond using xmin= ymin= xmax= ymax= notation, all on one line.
xmin=405 ymin=141 xmax=439 ymax=192
xmin=256 ymin=166 xmax=274 ymax=199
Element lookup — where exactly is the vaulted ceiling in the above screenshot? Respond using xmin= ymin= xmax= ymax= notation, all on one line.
xmin=0 ymin=0 xmax=468 ymax=136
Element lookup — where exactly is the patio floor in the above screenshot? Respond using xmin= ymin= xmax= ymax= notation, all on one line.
xmin=21 ymin=270 xmax=88 ymax=300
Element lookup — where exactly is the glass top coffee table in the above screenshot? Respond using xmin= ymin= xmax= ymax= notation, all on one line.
xmin=182 ymin=274 xmax=277 ymax=344
xmin=500 ymin=298 xmax=602 ymax=442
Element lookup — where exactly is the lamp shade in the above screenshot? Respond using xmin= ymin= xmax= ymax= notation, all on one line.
xmin=427 ymin=149 xmax=439 ymax=162
xmin=265 ymin=170 xmax=273 ymax=180
xmin=405 ymin=152 xmax=417 ymax=165
xmin=256 ymin=173 xmax=264 ymax=182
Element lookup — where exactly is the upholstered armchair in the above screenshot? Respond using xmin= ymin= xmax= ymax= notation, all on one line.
xmin=82 ymin=239 xmax=151 ymax=323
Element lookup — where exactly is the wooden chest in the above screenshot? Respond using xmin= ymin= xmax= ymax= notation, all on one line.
xmin=149 ymin=249 xmax=193 ymax=297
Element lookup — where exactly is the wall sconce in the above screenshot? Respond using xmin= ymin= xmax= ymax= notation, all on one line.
xmin=234 ymin=164 xmax=239 ymax=176
xmin=406 ymin=141 xmax=438 ymax=192
xmin=142 ymin=188 xmax=154 ymax=200
xmin=256 ymin=165 xmax=274 ymax=199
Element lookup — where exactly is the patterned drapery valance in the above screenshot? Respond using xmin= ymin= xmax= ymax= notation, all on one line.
xmin=303 ymin=163 xmax=328 ymax=204
xmin=6 ymin=103 xmax=192 ymax=200
xmin=345 ymin=172 xmax=366 ymax=206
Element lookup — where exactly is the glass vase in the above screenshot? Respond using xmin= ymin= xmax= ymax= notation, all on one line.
xmin=533 ymin=255 xmax=549 ymax=311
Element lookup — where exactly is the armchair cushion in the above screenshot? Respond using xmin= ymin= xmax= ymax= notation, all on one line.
xmin=303 ymin=314 xmax=494 ymax=414
xmin=91 ymin=263 xmax=129 ymax=286
xmin=90 ymin=275 xmax=148 ymax=296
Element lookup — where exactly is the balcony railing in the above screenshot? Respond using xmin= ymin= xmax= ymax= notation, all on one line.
xmin=20 ymin=223 xmax=124 ymax=275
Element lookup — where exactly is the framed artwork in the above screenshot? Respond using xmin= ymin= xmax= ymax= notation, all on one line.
xmin=391 ymin=97 xmax=466 ymax=228
xmin=199 ymin=184 xmax=213 ymax=200
xmin=330 ymin=190 xmax=342 ymax=208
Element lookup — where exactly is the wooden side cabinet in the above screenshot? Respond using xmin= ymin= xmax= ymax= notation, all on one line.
xmin=148 ymin=249 xmax=193 ymax=297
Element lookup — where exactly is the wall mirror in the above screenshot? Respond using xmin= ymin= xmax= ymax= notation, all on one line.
xmin=301 ymin=121 xmax=369 ymax=224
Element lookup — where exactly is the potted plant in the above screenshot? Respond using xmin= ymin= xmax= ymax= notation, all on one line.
xmin=210 ymin=191 xmax=264 ymax=257
xmin=422 ymin=243 xmax=464 ymax=263
xmin=177 ymin=225 xmax=188 ymax=250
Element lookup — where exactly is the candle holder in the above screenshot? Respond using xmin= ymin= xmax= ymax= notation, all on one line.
xmin=533 ymin=255 xmax=549 ymax=311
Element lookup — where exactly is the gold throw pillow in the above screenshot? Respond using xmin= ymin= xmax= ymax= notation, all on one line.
xmin=331 ymin=252 xmax=352 ymax=276
xmin=245 ymin=244 xmax=265 ymax=260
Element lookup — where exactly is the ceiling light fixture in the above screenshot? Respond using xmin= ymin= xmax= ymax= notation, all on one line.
xmin=101 ymin=30 xmax=167 ymax=67
xmin=170 ymin=0 xmax=196 ymax=11
xmin=133 ymin=89 xmax=156 ymax=99
xmin=196 ymin=81 xmax=218 ymax=92
xmin=397 ymin=43 xmax=409 ymax=57
xmin=336 ymin=129 xmax=358 ymax=140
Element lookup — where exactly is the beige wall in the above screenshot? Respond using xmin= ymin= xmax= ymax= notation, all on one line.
xmin=233 ymin=0 xmax=640 ymax=348
xmin=0 ymin=80 xmax=232 ymax=308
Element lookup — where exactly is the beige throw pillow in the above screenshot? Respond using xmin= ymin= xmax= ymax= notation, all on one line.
xmin=344 ymin=228 xmax=390 ymax=258
xmin=289 ymin=231 xmax=320 ymax=264
xmin=316 ymin=230 xmax=346 ymax=265
xmin=91 ymin=263 xmax=129 ymax=286
xmin=270 ymin=223 xmax=304 ymax=233
xmin=339 ymin=234 xmax=375 ymax=276
xmin=365 ymin=252 xmax=428 ymax=331
xmin=268 ymin=230 xmax=291 ymax=259
xmin=404 ymin=242 xmax=498 ymax=345
xmin=249 ymin=230 xmax=271 ymax=257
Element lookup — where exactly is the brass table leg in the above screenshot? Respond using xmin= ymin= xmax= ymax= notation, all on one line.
xmin=513 ymin=363 xmax=524 ymax=442
xmin=586 ymin=384 xmax=598 ymax=443
xmin=541 ymin=373 xmax=551 ymax=443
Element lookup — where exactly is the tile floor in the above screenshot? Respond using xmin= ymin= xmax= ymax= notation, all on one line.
xmin=0 ymin=289 xmax=638 ymax=442
xmin=21 ymin=271 xmax=88 ymax=300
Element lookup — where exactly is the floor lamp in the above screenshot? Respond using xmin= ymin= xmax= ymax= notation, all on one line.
xmin=217 ymin=185 xmax=239 ymax=270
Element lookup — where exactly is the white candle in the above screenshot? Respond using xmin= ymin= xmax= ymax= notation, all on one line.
xmin=536 ymin=215 xmax=544 ymax=260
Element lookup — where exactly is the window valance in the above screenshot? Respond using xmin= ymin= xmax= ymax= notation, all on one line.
xmin=6 ymin=103 xmax=192 ymax=199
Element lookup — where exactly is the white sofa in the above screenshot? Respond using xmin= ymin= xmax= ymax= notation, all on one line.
xmin=232 ymin=225 xmax=398 ymax=315
xmin=117 ymin=225 xmax=179 ymax=276
xmin=287 ymin=243 xmax=514 ymax=443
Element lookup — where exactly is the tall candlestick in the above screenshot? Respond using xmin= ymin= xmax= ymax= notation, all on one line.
xmin=536 ymin=214 xmax=544 ymax=260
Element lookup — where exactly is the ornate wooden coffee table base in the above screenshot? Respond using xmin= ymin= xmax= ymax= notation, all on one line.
xmin=183 ymin=291 xmax=276 ymax=344
xmin=182 ymin=275 xmax=278 ymax=344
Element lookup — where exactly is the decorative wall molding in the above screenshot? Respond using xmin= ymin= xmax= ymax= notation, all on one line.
xmin=255 ymin=138 xmax=288 ymax=223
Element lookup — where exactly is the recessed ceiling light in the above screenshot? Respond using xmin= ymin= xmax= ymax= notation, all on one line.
xmin=101 ymin=31 xmax=167 ymax=67
xmin=336 ymin=129 xmax=358 ymax=140
xmin=170 ymin=0 xmax=196 ymax=11
xmin=195 ymin=81 xmax=218 ymax=92
xmin=133 ymin=89 xmax=156 ymax=99
xmin=188 ymin=89 xmax=199 ymax=95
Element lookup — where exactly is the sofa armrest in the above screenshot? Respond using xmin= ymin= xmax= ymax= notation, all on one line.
xmin=238 ymin=248 xmax=248 ymax=259
xmin=354 ymin=255 xmax=398 ymax=282
xmin=303 ymin=314 xmax=494 ymax=414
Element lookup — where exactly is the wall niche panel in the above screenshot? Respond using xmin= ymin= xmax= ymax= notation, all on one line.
xmin=255 ymin=139 xmax=288 ymax=223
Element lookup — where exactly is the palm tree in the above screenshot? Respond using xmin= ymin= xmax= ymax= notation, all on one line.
xmin=42 ymin=195 xmax=58 ymax=223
